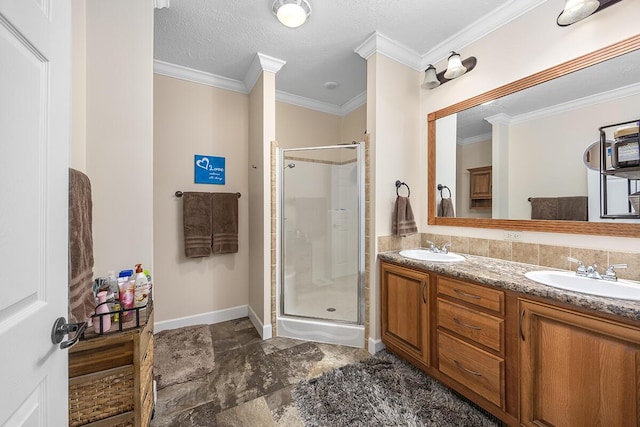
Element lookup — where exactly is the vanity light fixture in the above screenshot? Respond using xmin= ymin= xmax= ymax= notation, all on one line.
xmin=154 ymin=0 xmax=170 ymax=9
xmin=556 ymin=0 xmax=624 ymax=26
xmin=272 ymin=0 xmax=312 ymax=28
xmin=421 ymin=52 xmax=477 ymax=90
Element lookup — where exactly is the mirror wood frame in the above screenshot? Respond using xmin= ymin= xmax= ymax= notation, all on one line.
xmin=427 ymin=34 xmax=640 ymax=238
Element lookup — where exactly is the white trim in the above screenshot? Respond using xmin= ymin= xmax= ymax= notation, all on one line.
xmin=277 ymin=90 xmax=342 ymax=115
xmin=278 ymin=317 xmax=365 ymax=348
xmin=458 ymin=132 xmax=492 ymax=145
xmin=244 ymin=52 xmax=287 ymax=93
xmin=153 ymin=305 xmax=249 ymax=333
xmin=341 ymin=91 xmax=367 ymax=115
xmin=368 ymin=338 xmax=385 ymax=355
xmin=354 ymin=31 xmax=422 ymax=71
xmin=154 ymin=59 xmax=247 ymax=93
xmin=420 ymin=0 xmax=545 ymax=68
xmin=485 ymin=113 xmax=512 ymax=125
xmin=248 ymin=305 xmax=273 ymax=339
xmin=510 ymin=82 xmax=640 ymax=125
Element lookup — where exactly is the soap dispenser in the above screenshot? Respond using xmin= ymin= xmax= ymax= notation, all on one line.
xmin=133 ymin=263 xmax=149 ymax=308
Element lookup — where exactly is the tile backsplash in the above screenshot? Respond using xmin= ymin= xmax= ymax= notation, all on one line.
xmin=378 ymin=233 xmax=640 ymax=282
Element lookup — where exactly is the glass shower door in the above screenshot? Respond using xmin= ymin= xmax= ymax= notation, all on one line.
xmin=281 ymin=145 xmax=362 ymax=324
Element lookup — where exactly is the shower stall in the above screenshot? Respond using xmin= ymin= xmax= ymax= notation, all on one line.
xmin=277 ymin=144 xmax=364 ymax=347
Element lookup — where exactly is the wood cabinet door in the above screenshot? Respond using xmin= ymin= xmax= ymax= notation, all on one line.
xmin=380 ymin=263 xmax=430 ymax=366
xmin=469 ymin=166 xmax=492 ymax=199
xmin=520 ymin=300 xmax=640 ymax=427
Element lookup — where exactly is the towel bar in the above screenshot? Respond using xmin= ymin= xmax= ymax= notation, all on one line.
xmin=395 ymin=180 xmax=411 ymax=197
xmin=175 ymin=190 xmax=241 ymax=198
xmin=437 ymin=184 xmax=451 ymax=199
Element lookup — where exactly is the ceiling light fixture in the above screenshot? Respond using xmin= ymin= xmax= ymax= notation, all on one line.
xmin=421 ymin=52 xmax=477 ymax=90
xmin=556 ymin=0 xmax=623 ymax=26
xmin=272 ymin=0 xmax=312 ymax=28
xmin=557 ymin=0 xmax=599 ymax=25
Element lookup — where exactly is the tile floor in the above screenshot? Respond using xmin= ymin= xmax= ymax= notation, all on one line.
xmin=150 ymin=317 xmax=371 ymax=426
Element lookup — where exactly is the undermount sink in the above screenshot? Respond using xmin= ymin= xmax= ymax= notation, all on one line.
xmin=399 ymin=249 xmax=465 ymax=263
xmin=525 ymin=270 xmax=640 ymax=301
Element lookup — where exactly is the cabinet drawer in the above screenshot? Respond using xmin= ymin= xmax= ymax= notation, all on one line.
xmin=438 ymin=331 xmax=504 ymax=409
xmin=438 ymin=277 xmax=504 ymax=314
xmin=437 ymin=299 xmax=503 ymax=353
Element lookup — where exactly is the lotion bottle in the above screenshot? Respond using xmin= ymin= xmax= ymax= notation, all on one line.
xmin=133 ymin=263 xmax=149 ymax=308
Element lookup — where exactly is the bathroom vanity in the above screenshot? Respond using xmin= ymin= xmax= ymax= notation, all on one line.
xmin=379 ymin=253 xmax=640 ymax=427
xmin=68 ymin=308 xmax=154 ymax=427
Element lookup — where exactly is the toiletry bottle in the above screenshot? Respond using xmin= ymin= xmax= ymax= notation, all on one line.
xmin=143 ymin=269 xmax=153 ymax=302
xmin=107 ymin=270 xmax=119 ymax=309
xmin=118 ymin=270 xmax=135 ymax=318
xmin=133 ymin=263 xmax=149 ymax=308
xmin=94 ymin=291 xmax=111 ymax=333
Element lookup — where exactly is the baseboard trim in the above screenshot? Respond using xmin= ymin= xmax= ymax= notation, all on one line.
xmin=154 ymin=305 xmax=249 ymax=333
xmin=248 ymin=305 xmax=273 ymax=339
xmin=368 ymin=338 xmax=385 ymax=355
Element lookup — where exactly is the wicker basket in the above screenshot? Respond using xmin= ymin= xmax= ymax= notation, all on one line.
xmin=68 ymin=365 xmax=134 ymax=427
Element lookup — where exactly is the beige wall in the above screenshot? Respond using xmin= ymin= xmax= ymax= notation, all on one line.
xmin=248 ymin=72 xmax=277 ymax=335
xmin=457 ymin=139 xmax=492 ymax=218
xmin=153 ymin=75 xmax=249 ymax=322
xmin=367 ymin=53 xmax=422 ymax=344
xmin=341 ymin=105 xmax=367 ymax=144
xmin=276 ymin=102 xmax=341 ymax=148
xmin=85 ymin=0 xmax=154 ymax=276
xmin=419 ymin=0 xmax=640 ymax=252
xmin=71 ymin=0 xmax=86 ymax=172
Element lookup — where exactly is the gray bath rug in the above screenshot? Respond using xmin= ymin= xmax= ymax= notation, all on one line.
xmin=154 ymin=324 xmax=215 ymax=390
xmin=292 ymin=350 xmax=500 ymax=427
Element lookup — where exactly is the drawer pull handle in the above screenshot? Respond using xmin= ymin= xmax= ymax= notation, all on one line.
xmin=454 ymin=360 xmax=482 ymax=377
xmin=453 ymin=317 xmax=481 ymax=330
xmin=453 ymin=289 xmax=481 ymax=300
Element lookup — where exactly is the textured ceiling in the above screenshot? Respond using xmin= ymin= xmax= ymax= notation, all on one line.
xmin=154 ymin=0 xmax=515 ymax=107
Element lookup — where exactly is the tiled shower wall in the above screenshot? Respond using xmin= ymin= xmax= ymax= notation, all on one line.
xmin=378 ymin=233 xmax=640 ymax=282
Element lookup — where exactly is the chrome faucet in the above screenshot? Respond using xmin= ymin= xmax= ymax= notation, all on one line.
xmin=567 ymin=257 xmax=627 ymax=281
xmin=425 ymin=240 xmax=451 ymax=254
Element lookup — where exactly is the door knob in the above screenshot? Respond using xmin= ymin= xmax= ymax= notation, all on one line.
xmin=51 ymin=317 xmax=87 ymax=349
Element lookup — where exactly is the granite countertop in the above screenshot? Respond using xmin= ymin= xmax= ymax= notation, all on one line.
xmin=378 ymin=250 xmax=640 ymax=323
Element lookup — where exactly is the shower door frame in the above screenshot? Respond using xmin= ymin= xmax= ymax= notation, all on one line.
xmin=278 ymin=144 xmax=365 ymax=325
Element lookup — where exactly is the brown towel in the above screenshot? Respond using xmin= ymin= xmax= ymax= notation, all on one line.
xmin=530 ymin=197 xmax=558 ymax=220
xmin=392 ymin=196 xmax=417 ymax=236
xmin=183 ymin=192 xmax=213 ymax=258
xmin=438 ymin=198 xmax=455 ymax=217
xmin=557 ymin=196 xmax=588 ymax=221
xmin=68 ymin=169 xmax=96 ymax=324
xmin=211 ymin=193 xmax=239 ymax=254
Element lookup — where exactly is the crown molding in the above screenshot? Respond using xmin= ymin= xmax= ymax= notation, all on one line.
xmin=457 ymin=132 xmax=492 ymax=145
xmin=154 ymin=59 xmax=365 ymax=117
xmin=354 ymin=31 xmax=422 ymax=71
xmin=340 ymin=91 xmax=367 ymax=115
xmin=420 ymin=0 xmax=545 ymax=69
xmin=485 ymin=113 xmax=512 ymax=125
xmin=276 ymin=90 xmax=367 ymax=117
xmin=154 ymin=60 xmax=247 ymax=93
xmin=510 ymin=82 xmax=640 ymax=125
xmin=244 ymin=52 xmax=287 ymax=92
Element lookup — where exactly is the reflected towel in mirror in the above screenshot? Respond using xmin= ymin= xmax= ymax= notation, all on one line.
xmin=438 ymin=198 xmax=455 ymax=217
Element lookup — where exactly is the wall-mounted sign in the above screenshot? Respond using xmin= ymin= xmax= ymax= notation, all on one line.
xmin=194 ymin=154 xmax=225 ymax=185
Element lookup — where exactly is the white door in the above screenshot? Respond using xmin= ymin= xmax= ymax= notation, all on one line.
xmin=0 ymin=0 xmax=71 ymax=425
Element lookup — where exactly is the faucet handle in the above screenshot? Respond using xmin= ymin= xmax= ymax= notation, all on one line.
xmin=425 ymin=240 xmax=436 ymax=251
xmin=567 ymin=257 xmax=587 ymax=274
xmin=603 ymin=263 xmax=627 ymax=281
xmin=440 ymin=242 xmax=451 ymax=254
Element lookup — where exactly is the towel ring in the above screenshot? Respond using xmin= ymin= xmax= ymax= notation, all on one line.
xmin=395 ymin=180 xmax=410 ymax=197
xmin=437 ymin=184 xmax=451 ymax=198
xmin=175 ymin=190 xmax=241 ymax=198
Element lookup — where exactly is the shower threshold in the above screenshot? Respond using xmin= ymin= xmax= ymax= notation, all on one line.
xmin=277 ymin=316 xmax=364 ymax=348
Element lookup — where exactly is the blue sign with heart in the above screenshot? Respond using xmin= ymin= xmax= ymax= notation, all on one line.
xmin=194 ymin=155 xmax=225 ymax=184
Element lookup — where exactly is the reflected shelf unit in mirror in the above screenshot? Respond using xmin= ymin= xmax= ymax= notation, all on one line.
xmin=600 ymin=119 xmax=640 ymax=219
xmin=427 ymin=34 xmax=640 ymax=237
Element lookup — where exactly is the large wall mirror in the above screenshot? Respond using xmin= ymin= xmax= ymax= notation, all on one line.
xmin=428 ymin=34 xmax=640 ymax=237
